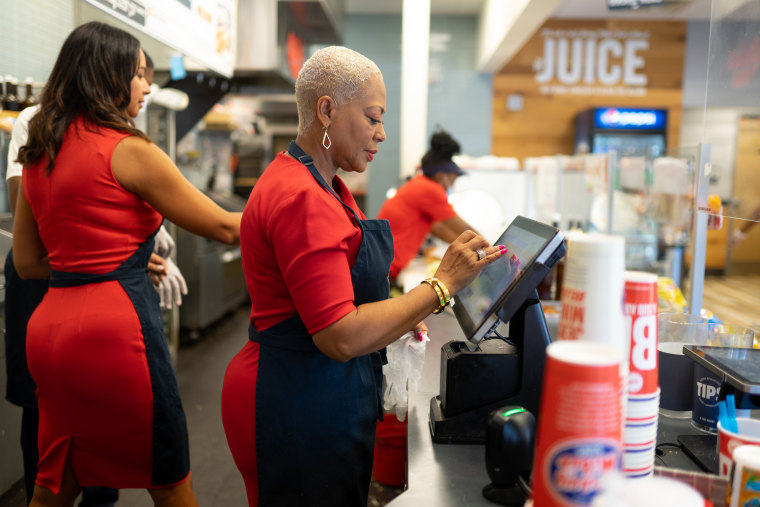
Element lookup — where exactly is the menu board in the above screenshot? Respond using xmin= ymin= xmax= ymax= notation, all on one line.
xmin=85 ymin=0 xmax=237 ymax=78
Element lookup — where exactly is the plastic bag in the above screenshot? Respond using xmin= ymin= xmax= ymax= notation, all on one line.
xmin=382 ymin=330 xmax=430 ymax=421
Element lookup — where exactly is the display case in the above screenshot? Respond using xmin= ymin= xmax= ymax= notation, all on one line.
xmin=526 ymin=145 xmax=710 ymax=302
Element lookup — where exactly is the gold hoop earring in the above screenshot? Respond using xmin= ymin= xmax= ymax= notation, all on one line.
xmin=322 ymin=128 xmax=332 ymax=150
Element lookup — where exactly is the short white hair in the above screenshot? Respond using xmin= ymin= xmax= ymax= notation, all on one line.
xmin=295 ymin=46 xmax=383 ymax=135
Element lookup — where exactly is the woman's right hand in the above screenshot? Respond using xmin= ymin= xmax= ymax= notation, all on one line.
xmin=433 ymin=230 xmax=506 ymax=295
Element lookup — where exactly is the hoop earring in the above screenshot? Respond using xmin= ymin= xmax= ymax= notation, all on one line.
xmin=322 ymin=128 xmax=332 ymax=150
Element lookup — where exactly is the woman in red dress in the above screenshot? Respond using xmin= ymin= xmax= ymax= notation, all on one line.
xmin=13 ymin=22 xmax=241 ymax=506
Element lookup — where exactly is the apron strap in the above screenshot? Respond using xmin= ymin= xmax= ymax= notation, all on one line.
xmin=49 ymin=226 xmax=159 ymax=288
xmin=287 ymin=141 xmax=362 ymax=223
xmin=49 ymin=268 xmax=146 ymax=287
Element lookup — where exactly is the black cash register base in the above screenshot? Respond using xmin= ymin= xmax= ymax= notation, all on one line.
xmin=429 ymin=216 xmax=565 ymax=444
xmin=429 ymin=289 xmax=552 ymax=444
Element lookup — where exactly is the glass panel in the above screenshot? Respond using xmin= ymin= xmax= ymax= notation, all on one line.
xmin=703 ymin=1 xmax=760 ymax=262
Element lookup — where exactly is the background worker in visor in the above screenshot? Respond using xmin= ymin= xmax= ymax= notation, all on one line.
xmin=377 ymin=129 xmax=479 ymax=282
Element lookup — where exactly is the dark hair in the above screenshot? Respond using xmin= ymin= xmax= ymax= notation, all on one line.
xmin=144 ymin=50 xmax=154 ymax=70
xmin=18 ymin=21 xmax=150 ymax=173
xmin=421 ymin=130 xmax=461 ymax=169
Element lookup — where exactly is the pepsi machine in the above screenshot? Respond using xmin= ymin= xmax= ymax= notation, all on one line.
xmin=574 ymin=107 xmax=667 ymax=157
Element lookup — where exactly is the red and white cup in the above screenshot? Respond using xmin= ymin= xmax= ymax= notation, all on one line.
xmin=531 ymin=341 xmax=623 ymax=507
xmin=718 ymin=418 xmax=760 ymax=477
xmin=623 ymin=271 xmax=659 ymax=396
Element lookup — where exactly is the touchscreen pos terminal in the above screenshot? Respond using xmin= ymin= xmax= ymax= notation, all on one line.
xmin=430 ymin=216 xmax=566 ymax=444
xmin=683 ymin=346 xmax=760 ymax=408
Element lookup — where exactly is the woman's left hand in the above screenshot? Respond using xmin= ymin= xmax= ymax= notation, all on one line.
xmin=148 ymin=253 xmax=167 ymax=286
xmin=414 ymin=321 xmax=428 ymax=341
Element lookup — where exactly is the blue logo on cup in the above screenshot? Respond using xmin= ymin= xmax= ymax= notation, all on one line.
xmin=548 ymin=440 xmax=621 ymax=505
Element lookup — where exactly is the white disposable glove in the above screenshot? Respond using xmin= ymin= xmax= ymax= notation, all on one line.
xmin=154 ymin=225 xmax=175 ymax=259
xmin=382 ymin=330 xmax=430 ymax=421
xmin=157 ymin=258 xmax=188 ymax=309
xmin=150 ymin=83 xmax=190 ymax=111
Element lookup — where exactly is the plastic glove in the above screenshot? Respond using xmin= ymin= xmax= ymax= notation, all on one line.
xmin=150 ymin=83 xmax=190 ymax=111
xmin=382 ymin=330 xmax=430 ymax=421
xmin=153 ymin=225 xmax=175 ymax=259
xmin=156 ymin=258 xmax=188 ymax=309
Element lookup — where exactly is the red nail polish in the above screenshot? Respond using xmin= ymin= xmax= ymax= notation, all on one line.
xmin=501 ymin=249 xmax=508 ymax=255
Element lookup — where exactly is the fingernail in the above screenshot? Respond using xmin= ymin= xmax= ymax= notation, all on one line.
xmin=499 ymin=245 xmax=507 ymax=251
xmin=417 ymin=331 xmax=424 ymax=341
xmin=501 ymin=248 xmax=508 ymax=255
xmin=511 ymin=253 xmax=517 ymax=261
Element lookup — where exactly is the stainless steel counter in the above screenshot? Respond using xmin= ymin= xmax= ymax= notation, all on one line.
xmin=387 ymin=309 xmax=496 ymax=506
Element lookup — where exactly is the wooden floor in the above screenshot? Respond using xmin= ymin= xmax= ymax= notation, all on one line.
xmin=701 ymin=274 xmax=760 ymax=331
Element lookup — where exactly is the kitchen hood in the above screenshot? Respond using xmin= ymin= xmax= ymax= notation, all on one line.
xmin=169 ymin=0 xmax=343 ymax=140
xmin=234 ymin=0 xmax=344 ymax=92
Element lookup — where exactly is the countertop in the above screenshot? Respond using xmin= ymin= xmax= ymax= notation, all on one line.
xmin=386 ymin=309 xmax=497 ymax=506
xmin=386 ymin=303 xmax=723 ymax=506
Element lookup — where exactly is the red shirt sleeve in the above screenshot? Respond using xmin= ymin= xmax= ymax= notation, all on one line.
xmin=243 ymin=154 xmax=364 ymax=335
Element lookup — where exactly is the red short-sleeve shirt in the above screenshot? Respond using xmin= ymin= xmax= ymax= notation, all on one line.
xmin=377 ymin=174 xmax=457 ymax=279
xmin=241 ymin=152 xmax=366 ymax=335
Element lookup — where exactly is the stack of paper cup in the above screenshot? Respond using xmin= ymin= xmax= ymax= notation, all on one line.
xmin=531 ymin=341 xmax=623 ymax=507
xmin=622 ymin=271 xmax=660 ymax=478
xmin=558 ymin=232 xmax=627 ymax=378
xmin=726 ymin=444 xmax=760 ymax=507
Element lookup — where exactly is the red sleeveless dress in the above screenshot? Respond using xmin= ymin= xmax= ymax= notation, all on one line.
xmin=23 ymin=118 xmax=189 ymax=492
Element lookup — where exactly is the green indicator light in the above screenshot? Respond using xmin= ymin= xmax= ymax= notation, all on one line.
xmin=503 ymin=408 xmax=526 ymax=418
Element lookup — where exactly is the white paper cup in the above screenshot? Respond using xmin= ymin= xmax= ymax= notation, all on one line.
xmin=623 ymin=447 xmax=656 ymax=466
xmin=592 ymin=475 xmax=704 ymax=505
xmin=627 ymin=398 xmax=660 ymax=419
xmin=558 ymin=233 xmax=627 ymax=373
xmin=622 ymin=465 xmax=654 ymax=479
xmin=623 ymin=421 xmax=658 ymax=446
xmin=726 ymin=444 xmax=760 ymax=507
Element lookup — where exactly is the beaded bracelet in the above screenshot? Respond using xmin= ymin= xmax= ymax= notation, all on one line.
xmin=421 ymin=277 xmax=451 ymax=314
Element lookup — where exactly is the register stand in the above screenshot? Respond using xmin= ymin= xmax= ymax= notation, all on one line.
xmin=428 ymin=216 xmax=566 ymax=444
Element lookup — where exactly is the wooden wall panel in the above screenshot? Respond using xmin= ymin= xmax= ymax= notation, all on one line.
xmin=729 ymin=116 xmax=760 ymax=269
xmin=492 ymin=19 xmax=686 ymax=160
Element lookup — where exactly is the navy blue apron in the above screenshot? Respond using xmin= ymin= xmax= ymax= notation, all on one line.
xmin=251 ymin=142 xmax=394 ymax=506
xmin=4 ymin=249 xmax=48 ymax=408
xmin=48 ymin=231 xmax=190 ymax=487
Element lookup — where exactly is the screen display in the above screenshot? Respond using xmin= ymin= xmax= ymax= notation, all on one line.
xmin=689 ymin=346 xmax=760 ymax=394
xmin=453 ymin=216 xmax=563 ymax=344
